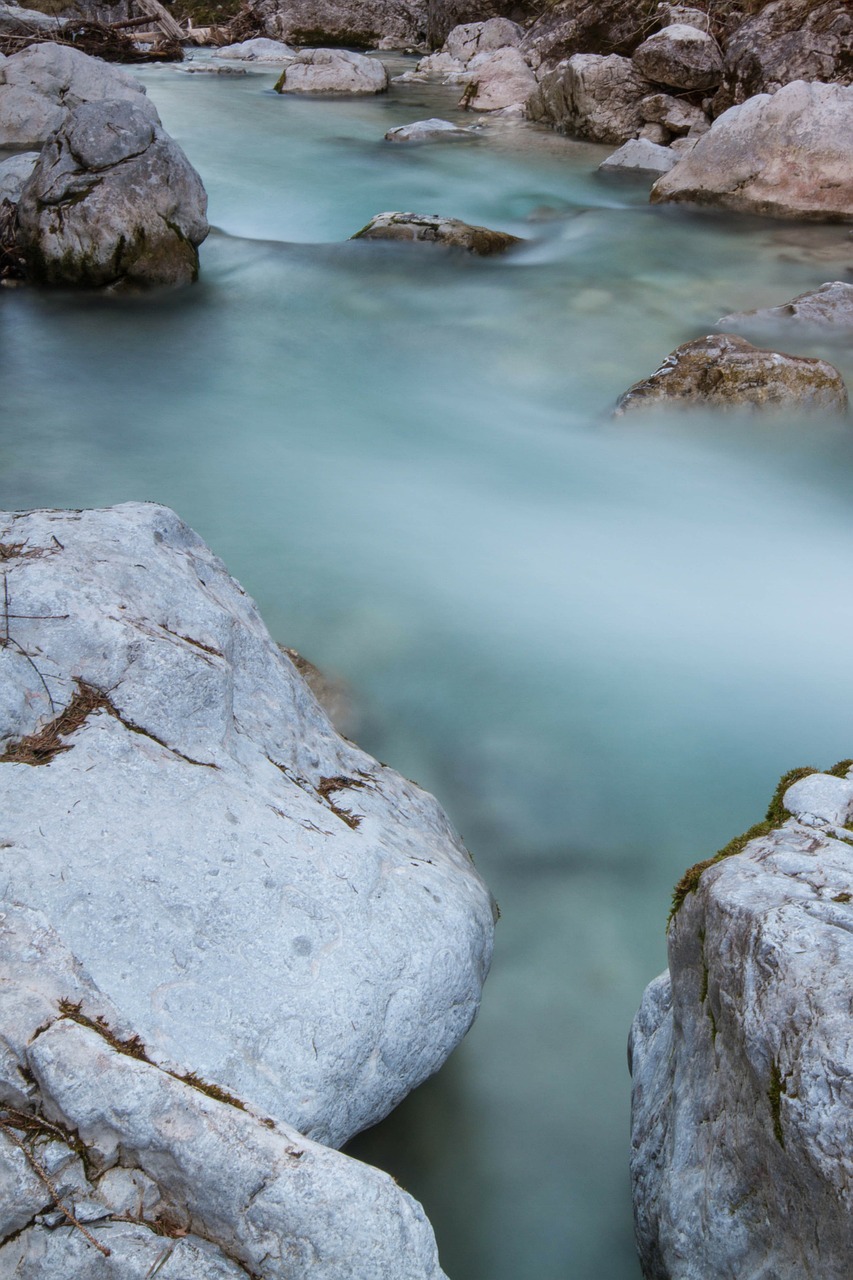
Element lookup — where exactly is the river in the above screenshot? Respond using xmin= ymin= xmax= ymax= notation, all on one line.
xmin=2 ymin=51 xmax=853 ymax=1280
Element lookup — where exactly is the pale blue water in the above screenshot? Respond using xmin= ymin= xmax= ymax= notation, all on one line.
xmin=3 ymin=53 xmax=853 ymax=1279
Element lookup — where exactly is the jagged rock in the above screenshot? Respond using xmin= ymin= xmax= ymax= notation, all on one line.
xmin=257 ymin=0 xmax=427 ymax=49
xmin=598 ymin=137 xmax=677 ymax=175
xmin=458 ymin=44 xmax=536 ymax=110
xmin=719 ymin=281 xmax=853 ymax=330
xmin=613 ymin=333 xmax=848 ymax=415
xmin=16 ymin=98 xmax=209 ymax=289
xmin=273 ymin=47 xmax=389 ymax=92
xmin=631 ymin=766 xmax=853 ymax=1280
xmin=351 ymin=210 xmax=521 ymax=254
xmin=640 ymin=91 xmax=707 ymax=135
xmin=651 ymin=80 xmax=853 ymax=221
xmin=0 ymin=150 xmax=37 ymax=203
xmin=385 ymin=116 xmax=475 ymax=141
xmin=520 ymin=0 xmax=645 ymax=69
xmin=213 ymin=36 xmax=296 ymax=60
xmin=0 ymin=503 xmax=494 ymax=1148
xmin=527 ymin=53 xmax=652 ymax=144
xmin=718 ymin=0 xmax=852 ymax=111
xmin=632 ymin=23 xmax=723 ymax=91
xmin=0 ymin=41 xmax=155 ymax=149
xmin=444 ymin=16 xmax=522 ymax=61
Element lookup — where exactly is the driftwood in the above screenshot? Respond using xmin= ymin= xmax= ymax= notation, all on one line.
xmin=0 ymin=16 xmax=183 ymax=59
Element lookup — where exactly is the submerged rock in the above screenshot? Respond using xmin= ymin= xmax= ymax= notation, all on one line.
xmin=650 ymin=80 xmax=853 ymax=221
xmin=16 ymin=98 xmax=209 ymax=289
xmin=274 ymin=47 xmax=389 ymax=93
xmin=719 ymin=281 xmax=853 ymax=330
xmin=632 ymin=23 xmax=723 ymax=91
xmin=631 ymin=765 xmax=853 ymax=1280
xmin=0 ymin=502 xmax=494 ymax=1149
xmin=527 ymin=53 xmax=652 ymax=144
xmin=0 ymin=41 xmax=155 ymax=149
xmin=613 ymin=333 xmax=848 ymax=415
xmin=214 ymin=36 xmax=296 ymax=60
xmin=352 ymin=210 xmax=521 ymax=254
xmin=385 ymin=116 xmax=475 ymax=141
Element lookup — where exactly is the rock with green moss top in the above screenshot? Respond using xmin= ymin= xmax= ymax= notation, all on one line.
xmin=16 ymin=97 xmax=209 ymax=289
xmin=613 ymin=333 xmax=848 ymax=416
xmin=352 ymin=210 xmax=521 ymax=254
xmin=630 ymin=762 xmax=853 ymax=1280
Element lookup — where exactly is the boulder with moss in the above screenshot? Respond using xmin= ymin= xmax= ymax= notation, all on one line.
xmin=352 ymin=210 xmax=521 ymax=254
xmin=631 ymin=763 xmax=853 ymax=1280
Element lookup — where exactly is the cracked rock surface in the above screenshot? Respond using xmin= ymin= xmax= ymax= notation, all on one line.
xmin=16 ymin=97 xmax=209 ymax=289
xmin=630 ymin=768 xmax=853 ymax=1279
xmin=0 ymin=502 xmax=495 ymax=1157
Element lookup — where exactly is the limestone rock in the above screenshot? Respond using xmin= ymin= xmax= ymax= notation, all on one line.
xmin=2 ymin=1225 xmax=252 ymax=1280
xmin=257 ymin=0 xmax=427 ymax=49
xmin=640 ymin=90 xmax=706 ymax=135
xmin=385 ymin=116 xmax=475 ymax=141
xmin=392 ymin=48 xmax=469 ymax=82
xmin=521 ymin=0 xmax=646 ymax=69
xmin=632 ymin=23 xmax=723 ymax=91
xmin=0 ymin=41 xmax=155 ymax=149
xmin=598 ymin=137 xmax=677 ymax=175
xmin=0 ymin=2 xmax=55 ymax=33
xmin=274 ymin=47 xmax=389 ymax=93
xmin=638 ymin=121 xmax=669 ymax=144
xmin=0 ymin=502 xmax=494 ymax=1148
xmin=719 ymin=0 xmax=852 ymax=110
xmin=613 ymin=333 xmax=848 ymax=415
xmin=459 ymin=44 xmax=536 ymax=110
xmin=651 ymin=81 xmax=853 ymax=221
xmin=0 ymin=150 xmax=37 ymax=203
xmin=352 ymin=210 xmax=521 ymax=254
xmin=444 ymin=16 xmax=522 ymax=61
xmin=16 ymin=98 xmax=209 ymax=289
xmin=426 ymin=0 xmax=523 ymax=47
xmin=527 ymin=53 xmax=652 ymax=144
xmin=655 ymin=2 xmax=709 ymax=31
xmin=719 ymin=281 xmax=853 ymax=330
xmin=631 ymin=766 xmax=853 ymax=1280
xmin=213 ymin=36 xmax=296 ymax=60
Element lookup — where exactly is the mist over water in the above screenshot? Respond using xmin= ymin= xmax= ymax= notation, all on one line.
xmin=3 ymin=54 xmax=853 ymax=1279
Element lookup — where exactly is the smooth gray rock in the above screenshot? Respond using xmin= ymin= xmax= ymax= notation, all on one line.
xmin=614 ymin=333 xmax=849 ymax=416
xmin=0 ymin=150 xmax=37 ymax=203
xmin=16 ymin=98 xmax=209 ymax=288
xmin=0 ymin=502 xmax=494 ymax=1148
xmin=651 ymin=80 xmax=853 ymax=221
xmin=352 ymin=210 xmax=521 ymax=254
xmin=719 ymin=281 xmax=853 ymax=330
xmin=274 ymin=47 xmax=389 ymax=93
xmin=632 ymin=23 xmax=723 ymax=91
xmin=444 ymin=16 xmax=522 ymax=61
xmin=458 ymin=44 xmax=536 ymax=111
xmin=526 ymin=53 xmax=652 ymax=145
xmin=385 ymin=116 xmax=474 ymax=142
xmin=213 ymin=36 xmax=296 ymax=60
xmin=599 ymin=137 xmax=677 ymax=175
xmin=0 ymin=42 xmax=154 ymax=149
xmin=631 ymin=770 xmax=853 ymax=1279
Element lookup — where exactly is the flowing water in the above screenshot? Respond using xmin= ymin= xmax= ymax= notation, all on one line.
xmin=3 ymin=52 xmax=853 ymax=1279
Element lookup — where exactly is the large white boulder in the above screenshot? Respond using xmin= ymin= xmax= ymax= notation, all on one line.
xmin=651 ymin=80 xmax=853 ymax=221
xmin=274 ymin=47 xmax=389 ymax=93
xmin=16 ymin=98 xmax=209 ymax=289
xmin=632 ymin=22 xmax=723 ymax=91
xmin=631 ymin=766 xmax=853 ymax=1279
xmin=526 ymin=53 xmax=652 ymax=145
xmin=0 ymin=41 xmax=155 ymax=149
xmin=0 ymin=502 xmax=494 ymax=1149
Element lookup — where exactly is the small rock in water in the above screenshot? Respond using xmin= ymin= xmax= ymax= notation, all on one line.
xmin=613 ymin=333 xmax=848 ymax=415
xmin=719 ymin=281 xmax=853 ymax=330
xmin=179 ymin=63 xmax=248 ymax=74
xmin=351 ymin=211 xmax=522 ymax=255
xmin=214 ymin=37 xmax=296 ymax=61
xmin=385 ymin=117 xmax=474 ymax=143
xmin=599 ymin=137 xmax=678 ymax=176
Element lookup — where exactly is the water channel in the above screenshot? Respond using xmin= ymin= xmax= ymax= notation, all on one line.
xmin=2 ymin=51 xmax=853 ymax=1279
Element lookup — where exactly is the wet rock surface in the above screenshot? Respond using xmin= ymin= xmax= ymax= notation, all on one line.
xmin=352 ymin=210 xmax=521 ymax=253
xmin=385 ymin=116 xmax=475 ymax=141
xmin=614 ymin=333 xmax=849 ymax=416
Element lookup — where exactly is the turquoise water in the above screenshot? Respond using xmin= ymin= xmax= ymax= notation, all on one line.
xmin=3 ymin=53 xmax=853 ymax=1279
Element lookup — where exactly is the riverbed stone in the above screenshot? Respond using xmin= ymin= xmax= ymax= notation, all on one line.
xmin=650 ymin=80 xmax=853 ymax=221
xmin=599 ymin=137 xmax=677 ymax=175
xmin=527 ymin=53 xmax=652 ymax=144
xmin=459 ymin=44 xmax=536 ymax=111
xmin=385 ymin=116 xmax=474 ymax=141
xmin=613 ymin=333 xmax=848 ymax=415
xmin=213 ymin=36 xmax=296 ymax=60
xmin=16 ymin=98 xmax=209 ymax=288
xmin=352 ymin=210 xmax=521 ymax=253
xmin=719 ymin=281 xmax=853 ymax=330
xmin=631 ymin=770 xmax=853 ymax=1279
xmin=0 ymin=502 xmax=494 ymax=1149
xmin=274 ymin=47 xmax=389 ymax=92
xmin=392 ymin=48 xmax=468 ymax=82
xmin=633 ymin=23 xmax=723 ymax=91
xmin=0 ymin=41 xmax=156 ymax=149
